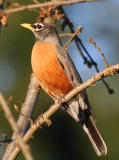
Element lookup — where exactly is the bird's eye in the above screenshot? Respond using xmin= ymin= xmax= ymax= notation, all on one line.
xmin=35 ymin=23 xmax=44 ymax=32
xmin=31 ymin=23 xmax=44 ymax=32
xmin=37 ymin=24 xmax=43 ymax=30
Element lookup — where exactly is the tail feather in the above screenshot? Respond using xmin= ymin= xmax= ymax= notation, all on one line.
xmin=65 ymin=97 xmax=107 ymax=156
xmin=83 ymin=115 xmax=107 ymax=156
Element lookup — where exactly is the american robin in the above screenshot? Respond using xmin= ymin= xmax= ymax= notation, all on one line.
xmin=21 ymin=22 xmax=107 ymax=156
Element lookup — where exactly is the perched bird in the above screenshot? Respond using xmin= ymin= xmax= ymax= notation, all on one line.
xmin=21 ymin=22 xmax=107 ymax=156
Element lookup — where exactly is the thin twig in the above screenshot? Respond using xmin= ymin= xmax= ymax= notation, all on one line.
xmin=3 ymin=0 xmax=100 ymax=15
xmin=14 ymin=104 xmax=34 ymax=126
xmin=63 ymin=26 xmax=83 ymax=50
xmin=0 ymin=93 xmax=34 ymax=160
xmin=0 ymin=139 xmax=13 ymax=145
xmin=0 ymin=130 xmax=12 ymax=145
xmin=89 ymin=37 xmax=110 ymax=68
xmin=59 ymin=33 xmax=73 ymax=37
xmin=5 ymin=63 xmax=119 ymax=160
xmin=59 ymin=6 xmax=100 ymax=68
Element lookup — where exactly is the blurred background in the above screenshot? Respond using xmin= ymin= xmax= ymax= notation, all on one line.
xmin=0 ymin=0 xmax=119 ymax=159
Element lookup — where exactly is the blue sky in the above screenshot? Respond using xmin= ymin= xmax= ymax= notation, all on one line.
xmin=63 ymin=0 xmax=119 ymax=80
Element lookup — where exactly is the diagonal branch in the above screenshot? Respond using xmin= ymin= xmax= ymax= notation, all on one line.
xmin=4 ymin=63 xmax=119 ymax=160
xmin=89 ymin=37 xmax=110 ymax=68
xmin=2 ymin=74 xmax=41 ymax=160
xmin=0 ymin=93 xmax=33 ymax=160
xmin=63 ymin=26 xmax=83 ymax=50
xmin=3 ymin=0 xmax=101 ymax=15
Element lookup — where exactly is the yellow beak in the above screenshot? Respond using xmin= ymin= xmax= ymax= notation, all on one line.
xmin=21 ymin=23 xmax=34 ymax=31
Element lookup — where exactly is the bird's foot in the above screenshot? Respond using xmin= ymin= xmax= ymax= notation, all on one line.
xmin=55 ymin=96 xmax=69 ymax=110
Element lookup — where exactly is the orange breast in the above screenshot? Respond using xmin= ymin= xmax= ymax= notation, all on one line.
xmin=31 ymin=42 xmax=74 ymax=100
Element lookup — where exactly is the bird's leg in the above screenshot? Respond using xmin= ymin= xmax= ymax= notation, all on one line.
xmin=55 ymin=95 xmax=69 ymax=110
xmin=61 ymin=101 xmax=69 ymax=110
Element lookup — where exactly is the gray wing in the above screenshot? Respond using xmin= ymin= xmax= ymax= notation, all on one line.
xmin=56 ymin=44 xmax=82 ymax=87
xmin=56 ymin=44 xmax=90 ymax=106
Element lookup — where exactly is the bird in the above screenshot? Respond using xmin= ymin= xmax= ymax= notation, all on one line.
xmin=21 ymin=22 xmax=107 ymax=156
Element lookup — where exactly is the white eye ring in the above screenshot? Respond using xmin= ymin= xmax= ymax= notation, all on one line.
xmin=34 ymin=22 xmax=44 ymax=27
xmin=34 ymin=23 xmax=44 ymax=32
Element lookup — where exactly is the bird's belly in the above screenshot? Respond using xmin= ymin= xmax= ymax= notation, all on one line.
xmin=31 ymin=42 xmax=73 ymax=100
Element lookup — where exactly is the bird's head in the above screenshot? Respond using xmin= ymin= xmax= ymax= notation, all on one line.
xmin=21 ymin=22 xmax=60 ymax=44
